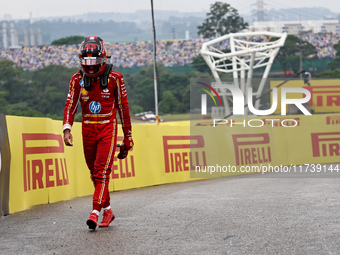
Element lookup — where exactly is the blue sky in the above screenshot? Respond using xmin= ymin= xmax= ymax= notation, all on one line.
xmin=1 ymin=0 xmax=339 ymax=20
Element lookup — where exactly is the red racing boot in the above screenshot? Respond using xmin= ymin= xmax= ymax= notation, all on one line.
xmin=86 ymin=212 xmax=99 ymax=230
xmin=99 ymin=208 xmax=115 ymax=227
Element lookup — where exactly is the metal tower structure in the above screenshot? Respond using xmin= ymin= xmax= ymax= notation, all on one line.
xmin=200 ymin=31 xmax=287 ymax=117
xmin=252 ymin=0 xmax=266 ymax=21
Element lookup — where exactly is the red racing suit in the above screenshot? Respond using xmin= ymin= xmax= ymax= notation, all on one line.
xmin=63 ymin=70 xmax=132 ymax=211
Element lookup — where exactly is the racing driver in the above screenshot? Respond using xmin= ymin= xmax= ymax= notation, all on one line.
xmin=63 ymin=36 xmax=134 ymax=230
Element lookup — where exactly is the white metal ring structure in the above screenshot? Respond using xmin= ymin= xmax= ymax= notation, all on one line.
xmin=200 ymin=31 xmax=287 ymax=117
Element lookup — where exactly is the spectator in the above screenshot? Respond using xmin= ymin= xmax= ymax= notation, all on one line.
xmin=1 ymin=34 xmax=340 ymax=71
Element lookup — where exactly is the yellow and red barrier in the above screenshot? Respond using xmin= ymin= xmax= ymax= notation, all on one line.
xmin=271 ymin=79 xmax=340 ymax=114
xmin=0 ymin=113 xmax=340 ymax=215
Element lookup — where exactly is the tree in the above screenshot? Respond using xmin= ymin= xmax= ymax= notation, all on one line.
xmin=0 ymin=59 xmax=26 ymax=114
xmin=133 ymin=78 xmax=155 ymax=111
xmin=28 ymin=65 xmax=77 ymax=118
xmin=159 ymin=91 xmax=181 ymax=113
xmin=273 ymin=34 xmax=317 ymax=75
xmin=313 ymin=69 xmax=340 ymax=78
xmin=197 ymin=2 xmax=248 ymax=38
xmin=51 ymin=35 xmax=84 ymax=45
xmin=327 ymin=43 xmax=340 ymax=70
xmin=191 ymin=55 xmax=211 ymax=73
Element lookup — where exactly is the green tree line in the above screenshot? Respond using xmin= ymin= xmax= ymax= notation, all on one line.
xmin=2 ymin=58 xmax=340 ymax=121
xmin=0 ymin=59 xmax=212 ymax=120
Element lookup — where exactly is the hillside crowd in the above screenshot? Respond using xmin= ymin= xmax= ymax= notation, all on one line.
xmin=300 ymin=33 xmax=340 ymax=59
xmin=0 ymin=39 xmax=207 ymax=71
xmin=0 ymin=33 xmax=339 ymax=72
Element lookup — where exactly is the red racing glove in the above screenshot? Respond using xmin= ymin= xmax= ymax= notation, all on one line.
xmin=117 ymin=136 xmax=134 ymax=159
xmin=123 ymin=136 xmax=134 ymax=150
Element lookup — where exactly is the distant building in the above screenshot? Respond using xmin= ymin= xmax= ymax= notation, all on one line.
xmin=0 ymin=20 xmax=43 ymax=47
xmin=30 ymin=28 xmax=35 ymax=46
xmin=249 ymin=20 xmax=340 ymax=35
xmin=10 ymin=21 xmax=19 ymax=47
xmin=24 ymin=28 xmax=29 ymax=46
xmin=37 ymin=28 xmax=42 ymax=45
xmin=2 ymin=22 xmax=8 ymax=49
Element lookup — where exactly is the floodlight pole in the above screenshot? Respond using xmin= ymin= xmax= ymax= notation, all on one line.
xmin=150 ymin=0 xmax=159 ymax=125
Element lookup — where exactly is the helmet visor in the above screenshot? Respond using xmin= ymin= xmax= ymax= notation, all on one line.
xmin=79 ymin=57 xmax=105 ymax=66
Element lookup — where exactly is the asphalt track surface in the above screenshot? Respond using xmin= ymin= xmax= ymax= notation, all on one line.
xmin=1 ymin=170 xmax=340 ymax=255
